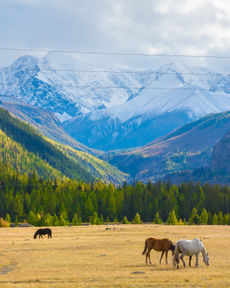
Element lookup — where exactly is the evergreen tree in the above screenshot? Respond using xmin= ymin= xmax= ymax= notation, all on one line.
xmin=167 ymin=210 xmax=178 ymax=225
xmin=188 ymin=207 xmax=200 ymax=225
xmin=27 ymin=211 xmax=37 ymax=226
xmin=15 ymin=216 xmax=18 ymax=226
xmin=200 ymin=208 xmax=208 ymax=225
xmin=132 ymin=213 xmax=143 ymax=224
xmin=91 ymin=212 xmax=101 ymax=225
xmin=100 ymin=215 xmax=104 ymax=224
xmin=178 ymin=218 xmax=184 ymax=225
xmin=42 ymin=213 xmax=53 ymax=226
xmin=53 ymin=214 xmax=59 ymax=226
xmin=212 ymin=213 xmax=218 ymax=225
xmin=207 ymin=212 xmax=212 ymax=225
xmin=218 ymin=211 xmax=224 ymax=225
xmin=72 ymin=214 xmax=79 ymax=226
xmin=153 ymin=211 xmax=163 ymax=224
xmin=5 ymin=213 xmax=11 ymax=225
xmin=224 ymin=213 xmax=230 ymax=225
xmin=122 ymin=216 xmax=130 ymax=224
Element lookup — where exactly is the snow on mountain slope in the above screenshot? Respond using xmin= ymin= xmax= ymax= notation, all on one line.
xmin=0 ymin=54 xmax=150 ymax=122
xmin=1 ymin=55 xmax=230 ymax=150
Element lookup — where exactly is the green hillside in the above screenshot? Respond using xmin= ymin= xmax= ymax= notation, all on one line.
xmin=55 ymin=142 xmax=128 ymax=185
xmin=0 ymin=108 xmax=127 ymax=184
xmin=0 ymin=129 xmax=63 ymax=179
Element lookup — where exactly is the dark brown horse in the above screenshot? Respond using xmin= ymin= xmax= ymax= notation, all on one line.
xmin=142 ymin=237 xmax=175 ymax=264
xmin=34 ymin=228 xmax=52 ymax=239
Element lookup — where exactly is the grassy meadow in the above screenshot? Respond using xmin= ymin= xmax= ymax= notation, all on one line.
xmin=0 ymin=224 xmax=229 ymax=287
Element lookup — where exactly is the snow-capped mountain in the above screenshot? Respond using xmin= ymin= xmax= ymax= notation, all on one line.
xmin=0 ymin=54 xmax=148 ymax=121
xmin=1 ymin=54 xmax=230 ymax=151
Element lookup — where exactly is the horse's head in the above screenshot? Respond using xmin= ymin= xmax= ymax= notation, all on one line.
xmin=203 ymin=252 xmax=210 ymax=266
xmin=33 ymin=233 xmax=37 ymax=239
xmin=170 ymin=243 xmax=175 ymax=255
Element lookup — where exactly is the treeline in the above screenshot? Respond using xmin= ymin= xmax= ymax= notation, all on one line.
xmin=0 ymin=161 xmax=230 ymax=226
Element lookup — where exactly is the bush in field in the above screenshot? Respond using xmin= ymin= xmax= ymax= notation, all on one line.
xmin=178 ymin=218 xmax=184 ymax=225
xmin=122 ymin=216 xmax=130 ymax=224
xmin=132 ymin=213 xmax=143 ymax=224
xmin=0 ymin=217 xmax=10 ymax=227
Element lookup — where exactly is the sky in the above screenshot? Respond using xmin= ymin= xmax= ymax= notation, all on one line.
xmin=1 ymin=0 xmax=230 ymax=71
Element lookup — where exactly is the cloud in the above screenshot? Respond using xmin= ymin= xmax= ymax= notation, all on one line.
xmin=0 ymin=0 xmax=230 ymax=71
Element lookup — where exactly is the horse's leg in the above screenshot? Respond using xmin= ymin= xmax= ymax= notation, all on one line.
xmin=180 ymin=252 xmax=186 ymax=268
xmin=189 ymin=256 xmax=192 ymax=267
xmin=165 ymin=250 xmax=168 ymax=264
xmin=145 ymin=248 xmax=149 ymax=264
xmin=195 ymin=253 xmax=200 ymax=267
xmin=147 ymin=249 xmax=152 ymax=264
xmin=159 ymin=251 xmax=164 ymax=264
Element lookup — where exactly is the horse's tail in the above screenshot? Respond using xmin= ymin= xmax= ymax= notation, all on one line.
xmin=142 ymin=240 xmax=148 ymax=255
xmin=50 ymin=229 xmax=52 ymax=238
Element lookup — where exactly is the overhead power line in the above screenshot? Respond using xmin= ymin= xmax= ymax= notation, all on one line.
xmin=0 ymin=86 xmax=228 ymax=93
xmin=1 ymin=66 xmax=229 ymax=76
xmin=0 ymin=47 xmax=230 ymax=58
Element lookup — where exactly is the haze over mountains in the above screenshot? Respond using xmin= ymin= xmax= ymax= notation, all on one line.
xmin=1 ymin=54 xmax=230 ymax=183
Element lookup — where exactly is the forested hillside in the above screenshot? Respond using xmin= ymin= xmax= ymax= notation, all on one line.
xmin=0 ymin=129 xmax=63 ymax=179
xmin=0 ymin=108 xmax=127 ymax=184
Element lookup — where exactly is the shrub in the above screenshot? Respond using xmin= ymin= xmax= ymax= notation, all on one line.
xmin=122 ymin=216 xmax=130 ymax=224
xmin=132 ymin=213 xmax=143 ymax=224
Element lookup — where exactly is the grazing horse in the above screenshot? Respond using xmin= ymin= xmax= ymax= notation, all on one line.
xmin=142 ymin=238 xmax=175 ymax=264
xmin=173 ymin=238 xmax=209 ymax=269
xmin=34 ymin=228 xmax=52 ymax=239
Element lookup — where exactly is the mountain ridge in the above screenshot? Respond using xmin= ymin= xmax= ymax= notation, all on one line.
xmin=2 ymin=55 xmax=230 ymax=150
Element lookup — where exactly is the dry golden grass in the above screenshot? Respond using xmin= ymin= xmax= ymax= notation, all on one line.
xmin=0 ymin=224 xmax=229 ymax=287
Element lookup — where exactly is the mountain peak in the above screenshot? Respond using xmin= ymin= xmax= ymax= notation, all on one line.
xmin=10 ymin=55 xmax=39 ymax=70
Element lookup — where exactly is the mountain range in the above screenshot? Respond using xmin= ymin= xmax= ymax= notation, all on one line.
xmin=2 ymin=55 xmax=230 ymax=183
xmin=2 ymin=55 xmax=230 ymax=151
xmin=104 ymin=111 xmax=230 ymax=182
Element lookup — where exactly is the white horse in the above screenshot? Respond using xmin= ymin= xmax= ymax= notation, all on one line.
xmin=173 ymin=238 xmax=209 ymax=269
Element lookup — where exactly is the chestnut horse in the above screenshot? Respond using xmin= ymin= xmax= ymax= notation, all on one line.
xmin=142 ymin=238 xmax=175 ymax=264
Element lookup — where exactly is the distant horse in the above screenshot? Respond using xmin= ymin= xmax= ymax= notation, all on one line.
xmin=142 ymin=238 xmax=175 ymax=264
xmin=173 ymin=238 xmax=209 ymax=269
xmin=34 ymin=228 xmax=52 ymax=239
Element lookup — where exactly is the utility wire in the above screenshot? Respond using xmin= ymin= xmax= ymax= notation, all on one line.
xmin=1 ymin=66 xmax=229 ymax=76
xmin=0 ymin=47 xmax=230 ymax=58
xmin=0 ymin=84 xmax=227 ymax=91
